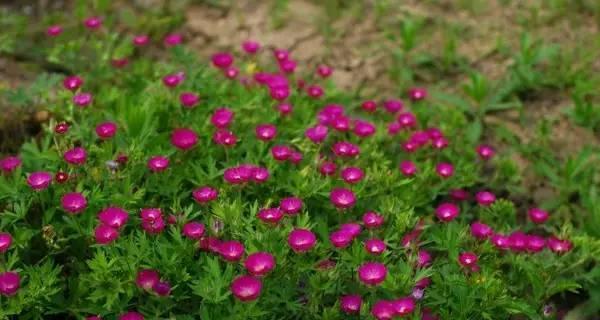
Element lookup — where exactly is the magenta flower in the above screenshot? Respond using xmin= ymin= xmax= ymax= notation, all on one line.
xmin=153 ymin=281 xmax=171 ymax=296
xmin=476 ymin=144 xmax=495 ymax=160
xmin=73 ymin=92 xmax=93 ymax=107
xmin=383 ymin=99 xmax=403 ymax=113
xmin=364 ymin=238 xmax=386 ymax=255
xmin=305 ymin=124 xmax=329 ymax=144
xmin=163 ymin=33 xmax=183 ymax=47
xmin=147 ymin=156 xmax=169 ymax=172
xmin=255 ymin=124 xmax=277 ymax=141
xmin=391 ymin=297 xmax=416 ymax=316
xmin=353 ymin=120 xmax=376 ymax=138
xmin=0 ymin=271 xmax=20 ymax=296
xmin=319 ymin=161 xmax=337 ymax=176
xmin=361 ymin=100 xmax=377 ymax=112
xmin=84 ymin=16 xmax=102 ymax=29
xmin=257 ymin=207 xmax=284 ymax=224
xmin=271 ymin=145 xmax=292 ymax=161
xmin=98 ymin=207 xmax=129 ymax=229
xmin=192 ymin=186 xmax=218 ymax=204
xmin=475 ymin=191 xmax=496 ymax=206
xmin=341 ymin=167 xmax=365 ymax=184
xmin=329 ymin=230 xmax=354 ymax=249
xmin=0 ymin=232 xmax=12 ymax=253
xmin=288 ymin=229 xmax=317 ymax=253
xmin=231 ymin=275 xmax=262 ymax=302
xmin=27 ymin=171 xmax=52 ymax=190
xmin=273 ymin=48 xmax=289 ymax=61
xmin=279 ymin=59 xmax=297 ymax=74
xmin=180 ymin=92 xmax=200 ymax=108
xmin=435 ymin=203 xmax=460 ymax=222
xmin=46 ymin=25 xmax=63 ymax=37
xmin=63 ymin=76 xmax=83 ymax=91
xmin=251 ymin=166 xmax=270 ymax=183
xmin=63 ymin=147 xmax=87 ymax=165
xmin=340 ymin=295 xmax=362 ymax=314
xmin=371 ymin=300 xmax=395 ymax=320
xmin=470 ymin=221 xmax=493 ymax=240
xmin=331 ymin=116 xmax=350 ymax=132
xmin=449 ymin=189 xmax=470 ymax=201
xmin=55 ymin=171 xmax=69 ymax=184
xmin=408 ymin=87 xmax=427 ymax=101
xmin=55 ymin=122 xmax=69 ymax=134
xmin=132 ymin=35 xmax=150 ymax=46
xmin=417 ymin=250 xmax=432 ymax=268
xmin=362 ymin=211 xmax=384 ymax=229
xmin=316 ymin=65 xmax=333 ymax=78
xmin=290 ymin=151 xmax=302 ymax=165
xmin=213 ymin=129 xmax=237 ymax=147
xmin=119 ymin=311 xmax=145 ymax=320
xmin=526 ymin=235 xmax=546 ymax=253
xmin=61 ymin=192 xmax=87 ymax=214
xmin=490 ymin=233 xmax=510 ymax=250
xmin=397 ymin=112 xmax=417 ymax=128
xmin=242 ymin=40 xmax=260 ymax=54
xmin=431 ymin=137 xmax=448 ymax=150
xmin=94 ymin=224 xmax=119 ymax=245
xmin=136 ymin=269 xmax=160 ymax=290
xmin=435 ymin=162 xmax=454 ymax=178
xmin=358 ymin=262 xmax=387 ymax=286
xmin=399 ymin=160 xmax=417 ymax=177
xmin=141 ymin=216 xmax=166 ymax=234
xmin=211 ymin=52 xmax=234 ymax=69
xmin=0 ymin=156 xmax=21 ymax=173
xmin=95 ymin=122 xmax=117 ymax=139
xmin=171 ymin=128 xmax=198 ymax=150
xmin=340 ymin=223 xmax=362 ymax=238
xmin=162 ymin=73 xmax=183 ymax=87
xmin=329 ymin=188 xmax=356 ymax=210
xmin=219 ymin=240 xmax=245 ymax=262
xmin=508 ymin=231 xmax=528 ymax=252
xmin=244 ymin=252 xmax=275 ymax=277
xmin=547 ymin=236 xmax=572 ymax=254
xmin=224 ymin=67 xmax=239 ymax=79
xmin=182 ymin=222 xmax=205 ymax=239
xmin=307 ymin=85 xmax=324 ymax=98
xmin=528 ymin=208 xmax=549 ymax=224
xmin=211 ymin=108 xmax=234 ymax=128
xmin=279 ymin=197 xmax=303 ymax=215
xmin=332 ymin=141 xmax=360 ymax=158
xmin=458 ymin=252 xmax=478 ymax=267
xmin=277 ymin=103 xmax=293 ymax=115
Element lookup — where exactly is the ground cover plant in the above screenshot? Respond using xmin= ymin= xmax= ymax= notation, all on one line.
xmin=1 ymin=1 xmax=600 ymax=319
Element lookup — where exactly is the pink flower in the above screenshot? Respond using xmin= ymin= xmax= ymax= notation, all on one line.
xmin=192 ymin=186 xmax=218 ymax=204
xmin=271 ymin=145 xmax=292 ymax=161
xmin=470 ymin=221 xmax=493 ymax=240
xmin=408 ymin=87 xmax=427 ymax=101
xmin=224 ymin=166 xmax=248 ymax=185
xmin=528 ymin=208 xmax=549 ymax=224
xmin=330 ymin=188 xmax=356 ymax=210
xmin=94 ymin=225 xmax=119 ymax=245
xmin=319 ymin=161 xmax=337 ymax=176
xmin=547 ymin=236 xmax=572 ymax=254
xmin=358 ymin=262 xmax=387 ymax=286
xmin=435 ymin=162 xmax=454 ymax=178
xmin=255 ymin=124 xmax=277 ymax=141
xmin=0 ymin=233 xmax=13 ymax=253
xmin=132 ymin=35 xmax=150 ymax=46
xmin=340 ymin=295 xmax=362 ymax=314
xmin=0 ymin=271 xmax=20 ymax=296
xmin=211 ymin=52 xmax=234 ymax=69
xmin=431 ymin=137 xmax=448 ymax=150
xmin=273 ymin=48 xmax=289 ymax=61
xmin=371 ymin=300 xmax=395 ymax=320
xmin=397 ymin=112 xmax=417 ymax=128
xmin=383 ymin=99 xmax=403 ymax=113
xmin=251 ymin=166 xmax=270 ymax=183
xmin=163 ymin=33 xmax=183 ymax=46
xmin=476 ymin=144 xmax=495 ymax=160
xmin=490 ymin=233 xmax=510 ymax=250
xmin=288 ymin=229 xmax=317 ymax=253
xmin=475 ymin=191 xmax=496 ymax=206
xmin=55 ymin=122 xmax=69 ymax=134
xmin=340 ymin=223 xmax=362 ymax=238
xmin=55 ymin=171 xmax=69 ymax=184
xmin=171 ymin=128 xmax=198 ymax=150
xmin=242 ymin=40 xmax=260 ymax=54
xmin=182 ymin=222 xmax=205 ymax=239
xmin=508 ymin=231 xmax=528 ymax=252
xmin=392 ymin=297 xmax=416 ymax=316
xmin=364 ymin=238 xmax=386 ymax=255
xmin=119 ymin=311 xmax=145 ymax=320
xmin=95 ymin=122 xmax=117 ymax=139
xmin=98 ymin=207 xmax=129 ymax=229
xmin=399 ymin=160 xmax=417 ymax=177
xmin=329 ymin=230 xmax=354 ymax=249
xmin=63 ymin=147 xmax=87 ymax=165
xmin=279 ymin=59 xmax=297 ymax=74
xmin=279 ymin=197 xmax=303 ymax=215
xmin=147 ymin=156 xmax=169 ymax=172
xmin=63 ymin=76 xmax=83 ymax=91
xmin=526 ymin=235 xmax=546 ymax=253
xmin=363 ymin=211 xmax=384 ymax=228
xmin=180 ymin=92 xmax=199 ymax=108
xmin=61 ymin=192 xmax=87 ymax=214
xmin=435 ymin=203 xmax=460 ymax=222
xmin=316 ymin=65 xmax=333 ymax=78
xmin=0 ymin=156 xmax=21 ymax=173
xmin=332 ymin=141 xmax=360 ymax=158
xmin=219 ymin=240 xmax=245 ymax=262
xmin=417 ymin=250 xmax=432 ymax=268
xmin=84 ymin=16 xmax=102 ymax=29
xmin=305 ymin=124 xmax=329 ymax=144
xmin=162 ymin=73 xmax=183 ymax=87
xmin=73 ymin=92 xmax=93 ymax=107
xmin=211 ymin=108 xmax=234 ymax=128
xmin=257 ymin=207 xmax=284 ymax=224
xmin=361 ymin=100 xmax=377 ymax=112
xmin=213 ymin=129 xmax=237 ymax=147
xmin=153 ymin=281 xmax=171 ymax=296
xmin=231 ymin=275 xmax=262 ymax=302
xmin=136 ymin=269 xmax=160 ymax=290
xmin=277 ymin=103 xmax=293 ymax=115
xmin=341 ymin=167 xmax=365 ymax=184
xmin=244 ymin=252 xmax=275 ymax=276
xmin=353 ymin=120 xmax=376 ymax=138
xmin=224 ymin=67 xmax=239 ymax=79
xmin=27 ymin=172 xmax=52 ymax=190
xmin=449 ymin=189 xmax=470 ymax=201
xmin=331 ymin=116 xmax=350 ymax=132
xmin=458 ymin=252 xmax=478 ymax=267
xmin=307 ymin=85 xmax=324 ymax=98
xmin=46 ymin=25 xmax=63 ymax=37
